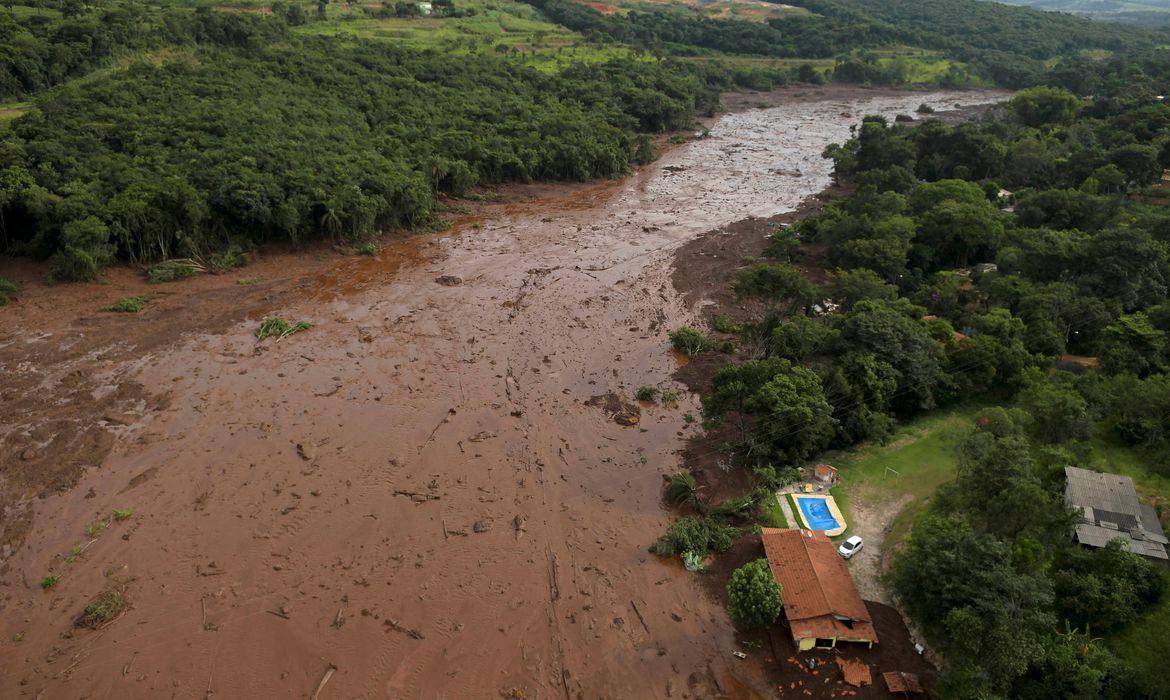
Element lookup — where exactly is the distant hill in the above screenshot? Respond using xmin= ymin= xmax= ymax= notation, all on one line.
xmin=991 ymin=0 xmax=1170 ymax=24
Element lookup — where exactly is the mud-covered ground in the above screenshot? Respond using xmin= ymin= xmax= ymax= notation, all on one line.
xmin=0 ymin=87 xmax=1005 ymax=699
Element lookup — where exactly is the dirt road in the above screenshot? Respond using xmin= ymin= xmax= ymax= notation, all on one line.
xmin=0 ymin=88 xmax=1004 ymax=699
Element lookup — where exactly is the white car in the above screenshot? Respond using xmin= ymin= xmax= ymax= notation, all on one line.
xmin=838 ymin=535 xmax=863 ymax=559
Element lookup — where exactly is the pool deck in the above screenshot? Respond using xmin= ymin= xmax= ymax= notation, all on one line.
xmin=787 ymin=493 xmax=848 ymax=537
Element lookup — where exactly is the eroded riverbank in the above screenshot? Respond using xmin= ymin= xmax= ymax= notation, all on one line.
xmin=0 ymin=88 xmax=1005 ymax=699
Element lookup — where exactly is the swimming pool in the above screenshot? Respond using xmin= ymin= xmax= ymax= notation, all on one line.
xmin=792 ymin=494 xmax=847 ymax=536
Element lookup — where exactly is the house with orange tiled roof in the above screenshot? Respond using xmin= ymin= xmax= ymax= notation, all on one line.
xmin=761 ymin=527 xmax=877 ymax=651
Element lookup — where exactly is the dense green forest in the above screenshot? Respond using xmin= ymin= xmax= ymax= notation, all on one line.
xmin=3 ymin=0 xmax=1170 ymax=283
xmin=661 ymin=84 xmax=1170 ymax=697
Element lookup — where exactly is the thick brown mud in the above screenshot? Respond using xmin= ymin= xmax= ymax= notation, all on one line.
xmin=0 ymin=88 xmax=1004 ymax=699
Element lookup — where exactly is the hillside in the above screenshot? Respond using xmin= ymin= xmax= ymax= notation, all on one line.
xmin=0 ymin=0 xmax=1168 ymax=279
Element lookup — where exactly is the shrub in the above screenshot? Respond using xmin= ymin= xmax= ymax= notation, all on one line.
xmin=666 ymin=471 xmax=700 ymax=507
xmin=727 ymin=558 xmax=783 ymax=628
xmin=916 ymin=103 xmax=935 ymax=114
xmin=206 ymin=245 xmax=248 ymax=270
xmin=650 ymin=516 xmax=740 ymax=556
xmin=0 ymin=277 xmax=17 ymax=305
xmin=712 ymin=314 xmax=741 ymax=334
xmin=660 ymin=389 xmax=679 ymax=403
xmin=147 ymin=259 xmax=204 ymax=283
xmin=41 ymin=574 xmax=59 ymax=590
xmin=751 ymin=464 xmax=780 ymax=490
xmin=46 ymin=216 xmax=115 ymax=282
xmin=112 ymin=508 xmax=132 ymax=521
xmin=710 ymin=495 xmax=754 ymax=519
xmin=76 ymin=590 xmax=125 ymax=628
xmin=355 ymin=242 xmax=377 ymax=256
xmin=670 ymin=326 xmax=711 ymax=355
xmin=106 ymin=296 xmax=146 ymax=313
xmin=636 ymin=385 xmax=659 ymax=401
xmin=256 ymin=318 xmax=311 ymax=340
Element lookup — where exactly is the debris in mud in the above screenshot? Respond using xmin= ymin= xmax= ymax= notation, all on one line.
xmin=75 ymin=590 xmax=127 ymax=629
xmin=467 ymin=431 xmax=496 ymax=442
xmin=384 ymin=618 xmax=425 ymax=639
xmin=435 ymin=275 xmax=463 ymax=286
xmin=769 ymin=168 xmax=804 ymax=177
xmin=614 ymin=413 xmax=639 ymax=426
xmin=472 ymin=519 xmax=493 ymax=533
xmin=295 ymin=442 xmax=314 ymax=461
xmin=394 ymin=489 xmax=440 ymax=503
xmin=585 ymin=392 xmax=642 ymax=427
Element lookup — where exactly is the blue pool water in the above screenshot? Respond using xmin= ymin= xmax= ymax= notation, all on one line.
xmin=795 ymin=496 xmax=841 ymax=531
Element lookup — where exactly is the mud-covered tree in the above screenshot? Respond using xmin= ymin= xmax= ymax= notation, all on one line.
xmin=727 ymin=558 xmax=783 ymax=629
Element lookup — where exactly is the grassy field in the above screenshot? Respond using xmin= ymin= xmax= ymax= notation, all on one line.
xmin=818 ymin=404 xmax=983 ymax=544
xmin=0 ymin=102 xmax=31 ymax=130
xmin=1090 ymin=432 xmax=1170 ymax=501
xmin=759 ymin=492 xmax=788 ymax=528
xmin=291 ymin=0 xmax=653 ymax=71
xmin=628 ymin=0 xmax=812 ymax=22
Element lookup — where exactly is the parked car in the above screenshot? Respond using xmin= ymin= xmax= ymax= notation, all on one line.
xmin=838 ymin=535 xmax=863 ymax=559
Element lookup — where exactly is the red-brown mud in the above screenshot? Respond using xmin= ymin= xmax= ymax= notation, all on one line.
xmin=0 ymin=88 xmax=1003 ymax=698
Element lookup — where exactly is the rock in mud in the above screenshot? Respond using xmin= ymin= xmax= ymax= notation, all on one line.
xmin=472 ymin=519 xmax=492 ymax=533
xmin=895 ymin=113 xmax=915 ymax=122
xmin=435 ymin=275 xmax=463 ymax=286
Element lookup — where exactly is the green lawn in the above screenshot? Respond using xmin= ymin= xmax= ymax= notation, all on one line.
xmin=821 ymin=404 xmax=983 ymax=542
xmin=759 ymin=492 xmax=788 ymax=528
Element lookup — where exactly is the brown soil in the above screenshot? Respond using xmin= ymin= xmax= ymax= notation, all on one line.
xmin=0 ymin=87 xmax=1002 ymax=698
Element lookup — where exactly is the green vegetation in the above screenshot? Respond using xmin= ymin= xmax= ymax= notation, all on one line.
xmin=711 ymin=314 xmax=741 ymax=334
xmin=1 ymin=0 xmax=1167 ymax=279
xmin=354 ymin=242 xmax=378 ymax=256
xmin=147 ymin=260 xmax=205 ymax=284
xmin=1108 ymin=570 xmax=1170 ymax=690
xmin=76 ymin=590 xmax=126 ymax=628
xmin=0 ymin=277 xmax=17 ymax=305
xmin=649 ymin=516 xmax=740 ymax=556
xmin=635 ymin=385 xmax=659 ymax=401
xmin=40 ymin=574 xmax=58 ymax=590
xmin=645 ymin=49 xmax=1170 ymax=695
xmin=84 ymin=520 xmax=107 ymax=537
xmin=112 ymin=508 xmax=132 ymax=521
xmin=660 ymin=388 xmax=679 ymax=403
xmin=726 ymin=558 xmax=783 ymax=628
xmin=237 ymin=277 xmax=262 ymax=285
xmin=666 ymin=470 xmax=702 ymax=509
xmin=758 ymin=492 xmax=788 ymax=528
xmin=106 ymin=296 xmax=146 ymax=313
xmin=669 ymin=326 xmax=711 ymax=355
xmin=256 ymin=318 xmax=312 ymax=340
